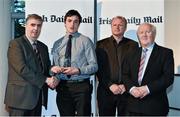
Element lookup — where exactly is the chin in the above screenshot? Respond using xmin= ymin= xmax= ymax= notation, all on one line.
xmin=32 ymin=36 xmax=39 ymax=40
xmin=71 ymin=31 xmax=76 ymax=33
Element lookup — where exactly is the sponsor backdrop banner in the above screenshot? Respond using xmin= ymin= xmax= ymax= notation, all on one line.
xmin=26 ymin=0 xmax=164 ymax=116
xmin=97 ymin=0 xmax=164 ymax=45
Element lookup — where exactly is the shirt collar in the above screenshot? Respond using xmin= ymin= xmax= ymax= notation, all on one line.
xmin=25 ymin=35 xmax=37 ymax=45
xmin=142 ymin=42 xmax=155 ymax=52
xmin=65 ymin=32 xmax=79 ymax=39
xmin=111 ymin=35 xmax=124 ymax=44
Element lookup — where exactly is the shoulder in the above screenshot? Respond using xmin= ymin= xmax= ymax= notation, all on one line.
xmin=9 ymin=36 xmax=25 ymax=46
xmin=123 ymin=37 xmax=138 ymax=46
xmin=54 ymin=37 xmax=64 ymax=44
xmin=96 ymin=37 xmax=111 ymax=47
xmin=77 ymin=33 xmax=94 ymax=46
xmin=78 ymin=33 xmax=91 ymax=41
xmin=36 ymin=39 xmax=47 ymax=48
xmin=154 ymin=44 xmax=173 ymax=52
xmin=154 ymin=44 xmax=173 ymax=56
xmin=52 ymin=37 xmax=64 ymax=48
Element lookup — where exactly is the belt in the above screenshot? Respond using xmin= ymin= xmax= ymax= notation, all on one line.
xmin=60 ymin=79 xmax=89 ymax=83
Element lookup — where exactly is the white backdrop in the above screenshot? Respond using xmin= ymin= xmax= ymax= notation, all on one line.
xmin=26 ymin=0 xmax=164 ymax=116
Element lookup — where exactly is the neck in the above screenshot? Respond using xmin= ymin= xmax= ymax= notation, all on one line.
xmin=113 ymin=35 xmax=123 ymax=44
xmin=25 ymin=34 xmax=37 ymax=42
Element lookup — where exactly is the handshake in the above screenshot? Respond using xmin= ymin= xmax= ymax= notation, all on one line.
xmin=45 ymin=66 xmax=66 ymax=89
xmin=46 ymin=76 xmax=59 ymax=89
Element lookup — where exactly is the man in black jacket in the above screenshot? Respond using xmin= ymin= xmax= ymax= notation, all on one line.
xmin=96 ymin=16 xmax=138 ymax=116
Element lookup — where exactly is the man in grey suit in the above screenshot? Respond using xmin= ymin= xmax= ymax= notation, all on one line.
xmin=4 ymin=14 xmax=58 ymax=116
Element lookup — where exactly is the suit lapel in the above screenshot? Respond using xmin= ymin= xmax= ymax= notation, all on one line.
xmin=23 ymin=36 xmax=45 ymax=72
xmin=142 ymin=44 xmax=159 ymax=82
xmin=22 ymin=36 xmax=39 ymax=63
xmin=36 ymin=42 xmax=44 ymax=69
xmin=23 ymin=35 xmax=34 ymax=52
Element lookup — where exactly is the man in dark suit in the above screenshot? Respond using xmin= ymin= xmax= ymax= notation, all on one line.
xmin=96 ymin=16 xmax=138 ymax=116
xmin=4 ymin=14 xmax=58 ymax=116
xmin=122 ymin=23 xmax=174 ymax=116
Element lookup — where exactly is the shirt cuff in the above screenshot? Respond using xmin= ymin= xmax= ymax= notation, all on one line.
xmin=129 ymin=86 xmax=136 ymax=94
xmin=49 ymin=70 xmax=54 ymax=76
xmin=145 ymin=85 xmax=150 ymax=94
xmin=78 ymin=68 xmax=81 ymax=75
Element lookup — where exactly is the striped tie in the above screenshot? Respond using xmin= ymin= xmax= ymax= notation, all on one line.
xmin=138 ymin=48 xmax=148 ymax=85
xmin=32 ymin=42 xmax=43 ymax=71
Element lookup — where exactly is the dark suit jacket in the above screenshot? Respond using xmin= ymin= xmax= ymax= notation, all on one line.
xmin=4 ymin=35 xmax=51 ymax=110
xmin=122 ymin=43 xmax=174 ymax=115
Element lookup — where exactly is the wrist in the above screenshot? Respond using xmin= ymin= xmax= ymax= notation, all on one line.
xmin=45 ymin=77 xmax=49 ymax=84
xmin=78 ymin=68 xmax=81 ymax=75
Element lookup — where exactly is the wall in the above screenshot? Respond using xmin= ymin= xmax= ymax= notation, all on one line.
xmin=0 ymin=0 xmax=11 ymax=115
xmin=165 ymin=0 xmax=180 ymax=74
xmin=165 ymin=0 xmax=180 ymax=116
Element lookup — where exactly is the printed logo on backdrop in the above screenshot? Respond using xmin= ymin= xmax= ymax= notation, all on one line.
xmin=42 ymin=14 xmax=163 ymax=25
xmin=42 ymin=15 xmax=163 ymax=42
xmin=99 ymin=16 xmax=163 ymax=25
xmin=42 ymin=15 xmax=93 ymax=23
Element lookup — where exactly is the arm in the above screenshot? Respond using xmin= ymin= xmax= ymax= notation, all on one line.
xmin=122 ymin=55 xmax=136 ymax=91
xmin=147 ymin=49 xmax=174 ymax=94
xmin=96 ymin=45 xmax=112 ymax=88
xmin=79 ymin=39 xmax=98 ymax=75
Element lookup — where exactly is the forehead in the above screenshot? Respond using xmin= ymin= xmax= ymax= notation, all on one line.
xmin=111 ymin=18 xmax=124 ymax=24
xmin=138 ymin=24 xmax=152 ymax=32
xmin=26 ymin=18 xmax=42 ymax=25
xmin=140 ymin=24 xmax=151 ymax=29
xmin=66 ymin=15 xmax=79 ymax=21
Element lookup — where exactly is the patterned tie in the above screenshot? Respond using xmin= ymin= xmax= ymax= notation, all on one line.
xmin=64 ymin=35 xmax=72 ymax=78
xmin=32 ymin=42 xmax=43 ymax=70
xmin=138 ymin=48 xmax=148 ymax=85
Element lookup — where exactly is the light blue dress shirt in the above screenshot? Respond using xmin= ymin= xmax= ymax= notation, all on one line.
xmin=51 ymin=32 xmax=98 ymax=80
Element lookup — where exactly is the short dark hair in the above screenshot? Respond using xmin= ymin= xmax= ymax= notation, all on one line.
xmin=64 ymin=9 xmax=82 ymax=24
xmin=26 ymin=14 xmax=43 ymax=23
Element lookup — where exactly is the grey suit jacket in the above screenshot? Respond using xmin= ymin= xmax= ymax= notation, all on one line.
xmin=4 ymin=35 xmax=51 ymax=110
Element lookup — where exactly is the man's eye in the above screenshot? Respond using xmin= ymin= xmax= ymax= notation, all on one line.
xmin=31 ymin=24 xmax=36 ymax=26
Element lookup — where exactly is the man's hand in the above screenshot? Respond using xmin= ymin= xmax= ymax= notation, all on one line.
xmin=51 ymin=66 xmax=64 ymax=74
xmin=109 ymin=84 xmax=122 ymax=95
xmin=130 ymin=85 xmax=149 ymax=99
xmin=46 ymin=76 xmax=59 ymax=89
xmin=118 ymin=84 xmax=126 ymax=94
xmin=63 ymin=67 xmax=80 ymax=75
xmin=130 ymin=87 xmax=142 ymax=98
xmin=137 ymin=85 xmax=149 ymax=99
